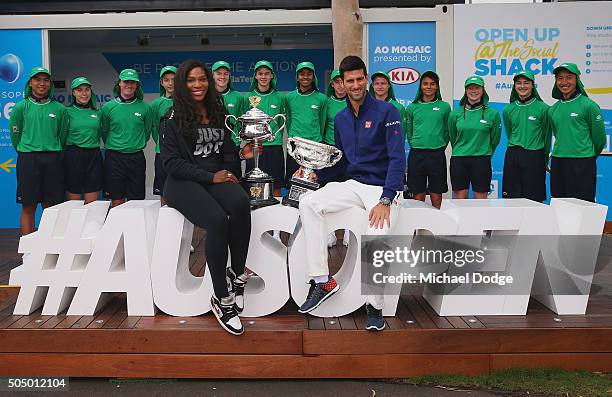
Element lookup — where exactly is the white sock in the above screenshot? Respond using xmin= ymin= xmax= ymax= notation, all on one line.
xmin=314 ymin=275 xmax=329 ymax=284
xmin=273 ymin=230 xmax=280 ymax=239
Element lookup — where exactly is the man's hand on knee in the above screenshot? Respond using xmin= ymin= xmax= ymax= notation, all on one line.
xmin=369 ymin=203 xmax=391 ymax=229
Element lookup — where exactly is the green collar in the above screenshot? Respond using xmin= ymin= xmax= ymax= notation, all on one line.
xmin=516 ymin=97 xmax=537 ymax=106
xmin=28 ymin=97 xmax=51 ymax=105
xmin=560 ymin=93 xmax=582 ymax=103
xmin=419 ymin=98 xmax=439 ymax=104
xmin=115 ymin=97 xmax=138 ymax=104
xmin=297 ymin=89 xmax=316 ymax=97
xmin=252 ymin=90 xmax=275 ymax=97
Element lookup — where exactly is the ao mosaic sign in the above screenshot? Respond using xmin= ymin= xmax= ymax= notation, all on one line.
xmin=9 ymin=198 xmax=606 ymax=318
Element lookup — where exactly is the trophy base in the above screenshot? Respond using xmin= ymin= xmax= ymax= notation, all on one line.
xmin=282 ymin=177 xmax=320 ymax=208
xmin=242 ymin=175 xmax=279 ymax=209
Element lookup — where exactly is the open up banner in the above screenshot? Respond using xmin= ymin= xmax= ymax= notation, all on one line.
xmin=0 ymin=29 xmax=44 ymax=227
xmin=453 ymin=2 xmax=611 ymax=214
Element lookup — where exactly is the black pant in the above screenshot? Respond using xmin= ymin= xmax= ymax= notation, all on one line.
xmin=502 ymin=146 xmax=546 ymax=202
xmin=103 ymin=150 xmax=146 ymax=200
xmin=407 ymin=147 xmax=448 ymax=194
xmin=164 ymin=176 xmax=251 ymax=299
xmin=16 ymin=151 xmax=65 ymax=205
xmin=450 ymin=155 xmax=492 ymax=193
xmin=550 ymin=156 xmax=597 ymax=202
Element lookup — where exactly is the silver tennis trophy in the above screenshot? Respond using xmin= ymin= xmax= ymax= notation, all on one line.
xmin=225 ymin=96 xmax=286 ymax=208
xmin=282 ymin=137 xmax=343 ymax=208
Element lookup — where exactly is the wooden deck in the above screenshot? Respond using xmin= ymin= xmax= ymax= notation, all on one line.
xmin=0 ymin=228 xmax=610 ymax=378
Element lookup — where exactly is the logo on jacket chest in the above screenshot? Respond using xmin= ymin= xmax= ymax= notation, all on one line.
xmin=385 ymin=120 xmax=400 ymax=127
xmin=365 ymin=121 xmax=372 ymax=128
xmin=194 ymin=127 xmax=225 ymax=157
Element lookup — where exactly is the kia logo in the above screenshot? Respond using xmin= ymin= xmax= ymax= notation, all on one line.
xmin=388 ymin=67 xmax=420 ymax=85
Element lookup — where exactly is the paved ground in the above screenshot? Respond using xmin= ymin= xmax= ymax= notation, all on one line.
xmin=1 ymin=378 xmax=509 ymax=397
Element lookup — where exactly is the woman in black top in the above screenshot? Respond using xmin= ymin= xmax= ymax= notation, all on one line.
xmin=160 ymin=60 xmax=257 ymax=336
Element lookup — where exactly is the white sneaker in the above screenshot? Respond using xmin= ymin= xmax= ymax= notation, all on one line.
xmin=342 ymin=229 xmax=350 ymax=247
xmin=210 ymin=295 xmax=244 ymax=336
xmin=327 ymin=233 xmax=337 ymax=248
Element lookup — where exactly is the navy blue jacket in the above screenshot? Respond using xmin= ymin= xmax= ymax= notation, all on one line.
xmin=323 ymin=93 xmax=405 ymax=200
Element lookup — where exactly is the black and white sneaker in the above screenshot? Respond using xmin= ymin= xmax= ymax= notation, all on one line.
xmin=227 ymin=268 xmax=248 ymax=314
xmin=298 ymin=277 xmax=339 ymax=314
xmin=365 ymin=304 xmax=385 ymax=331
xmin=210 ymin=295 xmax=244 ymax=335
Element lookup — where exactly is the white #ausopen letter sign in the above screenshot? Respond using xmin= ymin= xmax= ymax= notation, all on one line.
xmin=418 ymin=198 xmax=605 ymax=316
xmin=150 ymin=204 xmax=299 ymax=317
xmin=10 ymin=198 xmax=606 ymax=317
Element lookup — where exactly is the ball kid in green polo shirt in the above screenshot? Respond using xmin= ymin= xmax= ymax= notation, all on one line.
xmin=100 ymin=68 xmax=153 ymax=207
xmin=369 ymin=71 xmax=407 ymax=133
xmin=213 ymin=60 xmax=246 ymax=148
xmin=405 ymin=71 xmax=451 ymax=208
xmin=9 ymin=67 xmax=68 ymax=236
xmin=285 ymin=61 xmax=328 ymax=188
xmin=150 ymin=65 xmax=176 ymax=204
xmin=549 ymin=62 xmax=606 ymax=202
xmin=245 ymin=60 xmax=287 ymax=197
xmin=64 ymin=76 xmax=103 ymax=204
xmin=501 ymin=70 xmax=551 ymax=202
xmin=448 ymin=75 xmax=502 ymax=199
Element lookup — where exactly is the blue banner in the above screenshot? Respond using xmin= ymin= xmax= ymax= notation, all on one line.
xmin=103 ymin=49 xmax=334 ymax=94
xmin=0 ymin=29 xmax=44 ymax=228
xmin=367 ymin=22 xmax=436 ymax=107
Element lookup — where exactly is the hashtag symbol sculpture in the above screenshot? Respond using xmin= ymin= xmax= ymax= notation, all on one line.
xmin=9 ymin=200 xmax=110 ymax=315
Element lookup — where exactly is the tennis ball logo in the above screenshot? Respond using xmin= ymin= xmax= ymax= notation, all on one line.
xmin=0 ymin=53 xmax=23 ymax=83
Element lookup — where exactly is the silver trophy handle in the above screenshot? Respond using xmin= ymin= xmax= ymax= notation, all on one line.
xmin=225 ymin=115 xmax=241 ymax=141
xmin=287 ymin=137 xmax=297 ymax=158
xmin=328 ymin=148 xmax=343 ymax=166
xmin=270 ymin=113 xmax=286 ymax=142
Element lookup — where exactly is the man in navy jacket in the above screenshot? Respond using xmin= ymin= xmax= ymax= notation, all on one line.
xmin=295 ymin=56 xmax=405 ymax=331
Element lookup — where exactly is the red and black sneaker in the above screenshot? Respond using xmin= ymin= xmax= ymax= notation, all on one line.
xmin=298 ymin=276 xmax=339 ymax=314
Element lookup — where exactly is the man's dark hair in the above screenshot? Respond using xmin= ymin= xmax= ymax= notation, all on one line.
xmin=339 ymin=56 xmax=367 ymax=79
xmin=172 ymin=59 xmax=226 ymax=143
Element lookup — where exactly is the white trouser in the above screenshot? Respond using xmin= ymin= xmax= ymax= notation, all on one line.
xmin=298 ymin=179 xmax=401 ymax=310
